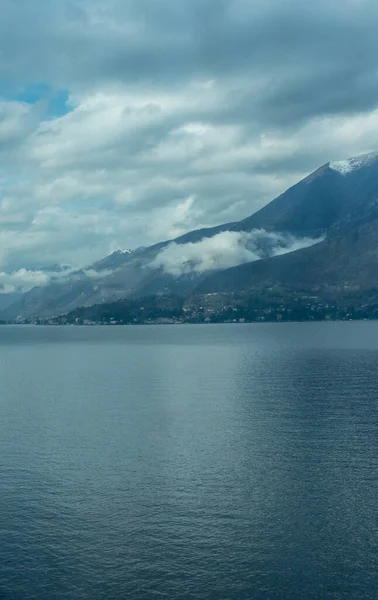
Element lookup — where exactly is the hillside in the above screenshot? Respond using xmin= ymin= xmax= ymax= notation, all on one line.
xmin=194 ymin=211 xmax=378 ymax=297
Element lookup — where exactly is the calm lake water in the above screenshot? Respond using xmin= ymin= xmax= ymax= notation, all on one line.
xmin=0 ymin=323 xmax=377 ymax=599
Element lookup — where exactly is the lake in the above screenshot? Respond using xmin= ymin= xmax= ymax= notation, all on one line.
xmin=0 ymin=323 xmax=377 ymax=599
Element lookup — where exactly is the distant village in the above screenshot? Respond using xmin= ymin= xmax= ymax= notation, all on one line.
xmin=8 ymin=292 xmax=378 ymax=325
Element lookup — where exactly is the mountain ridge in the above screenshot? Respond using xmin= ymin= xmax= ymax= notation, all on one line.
xmin=3 ymin=150 xmax=378 ymax=319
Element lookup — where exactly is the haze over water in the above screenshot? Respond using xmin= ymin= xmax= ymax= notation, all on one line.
xmin=0 ymin=323 xmax=377 ymax=599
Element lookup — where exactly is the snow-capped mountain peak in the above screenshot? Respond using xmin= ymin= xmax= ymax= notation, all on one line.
xmin=329 ymin=151 xmax=378 ymax=175
xmin=113 ymin=248 xmax=132 ymax=255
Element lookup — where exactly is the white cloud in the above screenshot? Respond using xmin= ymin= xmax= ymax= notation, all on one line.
xmin=0 ymin=268 xmax=51 ymax=293
xmin=150 ymin=229 xmax=322 ymax=277
xmin=1 ymin=88 xmax=378 ymax=274
xmin=0 ymin=263 xmax=116 ymax=294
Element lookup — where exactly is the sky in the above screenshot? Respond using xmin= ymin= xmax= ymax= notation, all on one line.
xmin=1 ymin=0 xmax=378 ymax=283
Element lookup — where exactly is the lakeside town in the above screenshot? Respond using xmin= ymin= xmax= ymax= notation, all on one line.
xmin=7 ymin=292 xmax=378 ymax=325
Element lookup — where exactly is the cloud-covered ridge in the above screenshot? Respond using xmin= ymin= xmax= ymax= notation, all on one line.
xmin=150 ymin=229 xmax=323 ymax=277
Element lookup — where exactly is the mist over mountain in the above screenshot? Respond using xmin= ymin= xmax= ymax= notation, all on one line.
xmin=192 ymin=153 xmax=378 ymax=301
xmin=150 ymin=230 xmax=322 ymax=277
xmin=194 ymin=216 xmax=378 ymax=297
xmin=3 ymin=151 xmax=378 ymax=320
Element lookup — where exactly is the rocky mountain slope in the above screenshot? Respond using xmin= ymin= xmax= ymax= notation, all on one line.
xmin=3 ymin=151 xmax=378 ymax=319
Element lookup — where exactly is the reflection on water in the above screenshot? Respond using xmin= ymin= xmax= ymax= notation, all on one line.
xmin=0 ymin=323 xmax=377 ymax=599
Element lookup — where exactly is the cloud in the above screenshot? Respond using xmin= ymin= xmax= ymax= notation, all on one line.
xmin=0 ymin=0 xmax=378 ymax=276
xmin=0 ymin=268 xmax=52 ymax=293
xmin=0 ymin=263 xmax=115 ymax=294
xmin=150 ymin=229 xmax=322 ymax=277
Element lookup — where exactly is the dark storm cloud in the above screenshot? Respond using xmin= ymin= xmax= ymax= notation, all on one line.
xmin=2 ymin=0 xmax=378 ymax=119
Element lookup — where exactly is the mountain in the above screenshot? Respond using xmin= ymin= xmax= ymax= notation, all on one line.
xmin=175 ymin=151 xmax=378 ymax=240
xmin=3 ymin=151 xmax=378 ymax=319
xmin=193 ymin=213 xmax=378 ymax=298
xmin=0 ymin=292 xmax=22 ymax=311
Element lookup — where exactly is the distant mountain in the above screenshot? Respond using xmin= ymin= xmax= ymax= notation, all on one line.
xmin=0 ymin=292 xmax=22 ymax=312
xmin=4 ymin=151 xmax=378 ymax=319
